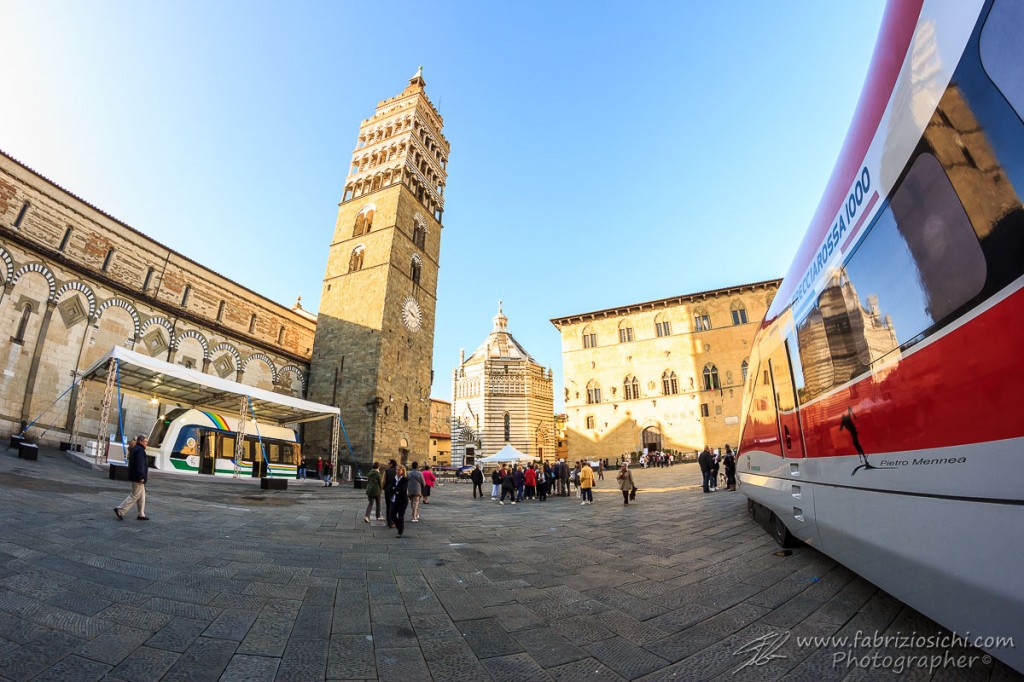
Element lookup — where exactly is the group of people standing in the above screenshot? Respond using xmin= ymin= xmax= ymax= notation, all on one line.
xmin=698 ymin=445 xmax=736 ymax=493
xmin=363 ymin=460 xmax=437 ymax=537
xmin=638 ymin=451 xmax=673 ymax=468
xmin=484 ymin=460 xmax=589 ymax=504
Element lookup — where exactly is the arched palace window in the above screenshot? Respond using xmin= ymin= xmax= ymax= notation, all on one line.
xmin=586 ymin=380 xmax=602 ymax=404
xmin=731 ymin=300 xmax=748 ymax=325
xmin=623 ymin=375 xmax=640 ymax=400
xmin=655 ymin=313 xmax=671 ymax=337
xmin=582 ymin=325 xmax=597 ymax=349
xmin=662 ymin=370 xmax=679 ymax=395
xmin=703 ymin=363 xmax=721 ymax=391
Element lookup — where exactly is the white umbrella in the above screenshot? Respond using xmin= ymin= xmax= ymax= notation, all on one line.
xmin=476 ymin=443 xmax=537 ymax=464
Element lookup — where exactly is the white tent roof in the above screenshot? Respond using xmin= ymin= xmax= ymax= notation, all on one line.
xmin=80 ymin=346 xmax=339 ymax=425
xmin=477 ymin=443 xmax=537 ymax=463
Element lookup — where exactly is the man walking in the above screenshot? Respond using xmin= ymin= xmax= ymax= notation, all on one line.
xmin=114 ymin=434 xmax=150 ymax=521
xmin=471 ymin=464 xmax=484 ymax=499
xmin=698 ymin=446 xmax=713 ymax=493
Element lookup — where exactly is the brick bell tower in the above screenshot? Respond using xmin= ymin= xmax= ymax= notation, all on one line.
xmin=307 ymin=67 xmax=449 ymax=468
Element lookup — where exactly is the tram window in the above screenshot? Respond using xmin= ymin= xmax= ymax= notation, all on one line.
xmin=281 ymin=444 xmax=295 ymax=465
xmin=795 ymin=153 xmax=985 ymax=403
xmin=221 ymin=435 xmax=236 ymax=459
xmin=980 ymin=0 xmax=1024 ymax=124
xmin=266 ymin=442 xmax=280 ymax=464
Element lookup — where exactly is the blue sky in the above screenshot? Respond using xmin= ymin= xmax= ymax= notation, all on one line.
xmin=2 ymin=0 xmax=886 ymax=410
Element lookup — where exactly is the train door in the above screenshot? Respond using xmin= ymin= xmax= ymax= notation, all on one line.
xmin=199 ymin=430 xmax=217 ymax=475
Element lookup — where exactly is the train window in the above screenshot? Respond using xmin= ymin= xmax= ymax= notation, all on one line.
xmin=222 ymin=435 xmax=236 ymax=460
xmin=980 ymin=0 xmax=1024 ymax=123
xmin=266 ymin=442 xmax=280 ymax=464
xmin=795 ymin=153 xmax=985 ymax=403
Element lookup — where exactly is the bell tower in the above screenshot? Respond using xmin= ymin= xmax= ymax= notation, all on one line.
xmin=307 ymin=67 xmax=449 ymax=467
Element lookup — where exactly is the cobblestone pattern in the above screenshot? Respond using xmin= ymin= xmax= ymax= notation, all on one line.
xmin=0 ymin=446 xmax=1017 ymax=681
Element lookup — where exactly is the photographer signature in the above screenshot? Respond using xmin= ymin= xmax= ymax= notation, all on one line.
xmin=733 ymin=631 xmax=790 ymax=673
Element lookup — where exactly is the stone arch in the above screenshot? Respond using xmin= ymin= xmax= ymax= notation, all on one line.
xmin=12 ymin=262 xmax=57 ymax=302
xmin=278 ymin=365 xmax=306 ymax=392
xmin=243 ymin=353 xmax=278 ymax=382
xmin=210 ymin=342 xmax=242 ymax=369
xmin=97 ymin=298 xmax=141 ymax=337
xmin=0 ymin=246 xmax=13 ymax=284
xmin=175 ymin=329 xmax=209 ymax=359
xmin=54 ymin=281 xmax=97 ymax=319
xmin=141 ymin=316 xmax=174 ymax=336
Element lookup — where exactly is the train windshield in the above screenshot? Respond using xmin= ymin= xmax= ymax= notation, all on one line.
xmin=149 ymin=408 xmax=187 ymax=448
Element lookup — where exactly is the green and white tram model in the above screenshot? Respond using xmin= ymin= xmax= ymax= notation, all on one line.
xmin=147 ymin=408 xmax=301 ymax=477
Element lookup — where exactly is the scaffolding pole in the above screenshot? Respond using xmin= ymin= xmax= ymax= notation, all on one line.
xmin=96 ymin=358 xmax=117 ymax=463
xmin=234 ymin=395 xmax=247 ymax=478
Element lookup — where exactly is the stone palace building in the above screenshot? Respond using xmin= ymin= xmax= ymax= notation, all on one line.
xmin=551 ymin=279 xmax=780 ymax=462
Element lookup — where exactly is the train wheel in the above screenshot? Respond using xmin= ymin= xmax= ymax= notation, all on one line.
xmin=770 ymin=512 xmax=796 ymax=548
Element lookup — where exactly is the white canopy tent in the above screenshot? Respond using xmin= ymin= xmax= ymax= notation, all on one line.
xmin=70 ymin=346 xmax=347 ymax=476
xmin=476 ymin=443 xmax=537 ymax=464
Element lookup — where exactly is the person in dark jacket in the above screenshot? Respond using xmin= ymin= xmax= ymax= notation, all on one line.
xmin=384 ymin=459 xmax=398 ymax=528
xmin=114 ymin=434 xmax=150 ymax=520
xmin=498 ymin=465 xmax=516 ymax=505
xmin=389 ymin=465 xmax=409 ymax=537
xmin=490 ymin=467 xmax=501 ymax=499
xmin=698 ymin=446 xmax=713 ymax=494
xmin=364 ymin=462 xmax=383 ymax=522
xmin=470 ymin=465 xmax=484 ymax=499
xmin=723 ymin=444 xmax=737 ymax=491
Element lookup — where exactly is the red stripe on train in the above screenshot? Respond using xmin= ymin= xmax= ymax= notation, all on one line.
xmin=742 ymin=285 xmax=1024 ymax=459
xmin=774 ymin=0 xmax=926 ymax=309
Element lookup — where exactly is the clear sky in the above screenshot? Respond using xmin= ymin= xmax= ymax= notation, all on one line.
xmin=2 ymin=0 xmax=887 ymax=410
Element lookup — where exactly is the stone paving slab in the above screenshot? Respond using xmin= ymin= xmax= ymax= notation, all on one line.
xmin=0 ymin=445 xmax=1018 ymax=681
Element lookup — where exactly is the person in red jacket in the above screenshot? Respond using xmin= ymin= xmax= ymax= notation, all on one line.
xmin=422 ymin=465 xmax=437 ymax=504
xmin=523 ymin=463 xmax=537 ymax=500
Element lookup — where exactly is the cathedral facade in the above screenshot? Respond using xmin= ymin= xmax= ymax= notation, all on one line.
xmin=551 ymin=280 xmax=780 ymax=461
xmin=451 ymin=304 xmax=555 ymax=466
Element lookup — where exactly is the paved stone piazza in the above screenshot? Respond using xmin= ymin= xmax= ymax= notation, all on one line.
xmin=0 ymin=447 xmax=1018 ymax=682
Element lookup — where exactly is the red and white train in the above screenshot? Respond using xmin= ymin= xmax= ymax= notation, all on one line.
xmin=738 ymin=0 xmax=1023 ymax=671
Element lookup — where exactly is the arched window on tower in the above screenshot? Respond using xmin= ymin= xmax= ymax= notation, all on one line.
xmin=349 ymin=245 xmax=365 ymax=273
xmin=655 ymin=313 xmax=672 ymax=337
xmin=731 ymin=300 xmax=748 ymax=325
xmin=413 ymin=220 xmax=426 ymax=249
xmin=623 ymin=375 xmax=640 ymax=400
xmin=662 ymin=370 xmax=679 ymax=395
xmin=353 ymin=206 xmax=375 ymax=237
xmin=582 ymin=325 xmax=597 ymax=349
xmin=586 ymin=380 xmax=602 ymax=404
xmin=741 ymin=358 xmax=749 ymax=383
xmin=703 ymin=363 xmax=721 ymax=391
xmin=411 ymin=254 xmax=422 ymax=286
xmin=504 ymin=412 xmax=511 ymax=442
xmin=403 ymin=403 xmax=409 ymax=421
